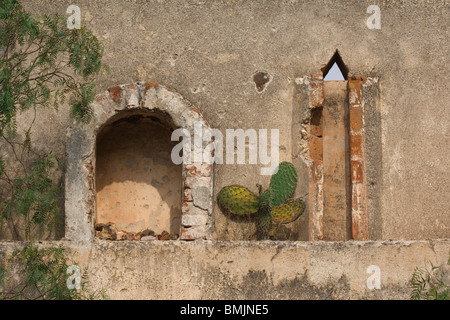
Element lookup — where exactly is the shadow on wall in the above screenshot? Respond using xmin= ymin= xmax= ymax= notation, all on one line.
xmin=95 ymin=112 xmax=182 ymax=235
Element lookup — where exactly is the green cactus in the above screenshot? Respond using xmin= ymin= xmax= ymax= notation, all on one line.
xmin=217 ymin=162 xmax=304 ymax=240
xmin=267 ymin=162 xmax=298 ymax=207
xmin=259 ymin=188 xmax=271 ymax=209
xmin=256 ymin=206 xmax=273 ymax=240
xmin=217 ymin=185 xmax=259 ymax=216
xmin=270 ymin=198 xmax=305 ymax=225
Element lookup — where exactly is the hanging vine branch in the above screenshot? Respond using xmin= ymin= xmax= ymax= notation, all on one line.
xmin=0 ymin=0 xmax=106 ymax=135
xmin=0 ymin=0 xmax=107 ymax=240
xmin=0 ymin=0 xmax=108 ymax=300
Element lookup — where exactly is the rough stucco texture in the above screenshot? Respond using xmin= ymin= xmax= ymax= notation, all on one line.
xmin=16 ymin=0 xmax=449 ymax=240
xmin=1 ymin=239 xmax=449 ymax=299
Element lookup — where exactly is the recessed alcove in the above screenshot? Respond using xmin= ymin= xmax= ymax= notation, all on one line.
xmin=95 ymin=110 xmax=182 ymax=236
xmin=292 ymin=51 xmax=381 ymax=241
xmin=64 ymin=82 xmax=214 ymax=242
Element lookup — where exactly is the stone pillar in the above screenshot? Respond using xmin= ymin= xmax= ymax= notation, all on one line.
xmin=348 ymin=75 xmax=369 ymax=240
xmin=322 ymin=81 xmax=351 ymax=240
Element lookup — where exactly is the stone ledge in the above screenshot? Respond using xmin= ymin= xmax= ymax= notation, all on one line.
xmin=2 ymin=238 xmax=448 ymax=249
xmin=1 ymin=239 xmax=448 ymax=299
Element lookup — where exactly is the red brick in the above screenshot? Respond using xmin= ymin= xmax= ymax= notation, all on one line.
xmin=310 ymin=107 xmax=323 ymax=137
xmin=187 ymin=166 xmax=199 ymax=176
xmin=309 ymin=136 xmax=323 ymax=161
xmin=350 ymin=134 xmax=363 ymax=158
xmin=180 ymin=227 xmax=193 ymax=239
xmin=145 ymin=81 xmax=159 ymax=90
xmin=184 ymin=188 xmax=192 ymax=202
xmin=348 ymin=79 xmax=362 ymax=105
xmin=350 ymin=107 xmax=363 ymax=132
xmin=184 ymin=176 xmax=191 ymax=189
xmin=310 ymin=81 xmax=324 ymax=107
xmin=180 ymin=227 xmax=203 ymax=240
xmin=181 ymin=201 xmax=189 ymax=211
xmin=108 ymin=86 xmax=122 ymax=102
xmin=351 ymin=160 xmax=363 ymax=183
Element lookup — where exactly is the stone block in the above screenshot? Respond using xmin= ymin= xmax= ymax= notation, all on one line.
xmin=192 ymin=186 xmax=211 ymax=210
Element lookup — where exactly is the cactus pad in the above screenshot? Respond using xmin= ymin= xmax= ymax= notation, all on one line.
xmin=267 ymin=162 xmax=298 ymax=207
xmin=217 ymin=185 xmax=259 ymax=216
xmin=270 ymin=198 xmax=305 ymax=224
xmin=259 ymin=188 xmax=271 ymax=208
xmin=256 ymin=206 xmax=273 ymax=240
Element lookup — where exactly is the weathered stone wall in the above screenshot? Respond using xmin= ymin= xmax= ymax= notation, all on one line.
xmin=1 ymin=239 xmax=449 ymax=299
xmin=0 ymin=0 xmax=448 ymax=300
xmin=13 ymin=0 xmax=448 ymax=240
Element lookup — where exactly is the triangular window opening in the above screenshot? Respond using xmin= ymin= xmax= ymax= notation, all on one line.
xmin=324 ymin=62 xmax=345 ymax=81
xmin=322 ymin=50 xmax=349 ymax=81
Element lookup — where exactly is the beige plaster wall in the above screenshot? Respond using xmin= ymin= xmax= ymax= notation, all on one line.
xmin=11 ymin=0 xmax=450 ymax=240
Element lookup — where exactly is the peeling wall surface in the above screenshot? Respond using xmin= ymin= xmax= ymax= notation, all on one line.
xmin=1 ymin=0 xmax=449 ymax=299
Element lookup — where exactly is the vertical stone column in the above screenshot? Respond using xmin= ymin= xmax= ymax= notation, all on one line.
xmin=348 ymin=75 xmax=369 ymax=240
xmin=308 ymin=74 xmax=325 ymax=241
xmin=322 ymin=81 xmax=351 ymax=240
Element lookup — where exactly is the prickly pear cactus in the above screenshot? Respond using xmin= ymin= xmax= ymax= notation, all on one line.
xmin=259 ymin=188 xmax=271 ymax=209
xmin=256 ymin=205 xmax=272 ymax=240
xmin=270 ymin=198 xmax=305 ymax=225
xmin=217 ymin=185 xmax=259 ymax=216
xmin=267 ymin=162 xmax=297 ymax=207
xmin=216 ymin=162 xmax=304 ymax=240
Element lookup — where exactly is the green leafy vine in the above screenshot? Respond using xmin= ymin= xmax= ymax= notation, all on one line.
xmin=0 ymin=0 xmax=108 ymax=300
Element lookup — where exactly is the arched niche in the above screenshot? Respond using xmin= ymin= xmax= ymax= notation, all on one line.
xmin=95 ymin=109 xmax=182 ymax=236
xmin=64 ymin=82 xmax=214 ymax=242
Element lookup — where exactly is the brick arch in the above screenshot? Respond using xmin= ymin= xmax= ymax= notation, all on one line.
xmin=64 ymin=82 xmax=214 ymax=242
